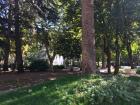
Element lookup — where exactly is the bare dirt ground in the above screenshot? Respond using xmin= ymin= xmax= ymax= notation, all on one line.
xmin=99 ymin=67 xmax=140 ymax=78
xmin=0 ymin=68 xmax=139 ymax=92
xmin=0 ymin=71 xmax=77 ymax=92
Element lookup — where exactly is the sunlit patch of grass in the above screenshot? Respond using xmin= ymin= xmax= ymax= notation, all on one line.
xmin=0 ymin=75 xmax=140 ymax=105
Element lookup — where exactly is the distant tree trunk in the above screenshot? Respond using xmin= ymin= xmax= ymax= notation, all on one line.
xmin=114 ymin=34 xmax=120 ymax=75
xmin=102 ymin=37 xmax=106 ymax=69
xmin=104 ymin=34 xmax=111 ymax=74
xmin=45 ymin=45 xmax=56 ymax=72
xmin=49 ymin=58 xmax=54 ymax=72
xmin=3 ymin=39 xmax=10 ymax=71
xmin=42 ymin=28 xmax=55 ymax=72
xmin=96 ymin=56 xmax=100 ymax=68
xmin=123 ymin=33 xmax=134 ymax=69
xmin=106 ymin=48 xmax=111 ymax=74
xmin=102 ymin=35 xmax=106 ymax=69
xmin=3 ymin=3 xmax=12 ymax=71
xmin=126 ymin=41 xmax=134 ymax=69
xmin=97 ymin=58 xmax=100 ymax=68
xmin=70 ymin=59 xmax=73 ymax=72
xmin=101 ymin=52 xmax=106 ymax=69
xmin=121 ymin=3 xmax=134 ymax=69
xmin=114 ymin=0 xmax=121 ymax=75
xmin=81 ymin=0 xmax=96 ymax=73
xmin=14 ymin=0 xmax=23 ymax=72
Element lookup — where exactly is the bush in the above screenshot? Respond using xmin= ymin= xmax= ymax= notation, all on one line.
xmin=87 ymin=76 xmax=138 ymax=105
xmin=53 ymin=65 xmax=65 ymax=70
xmin=73 ymin=62 xmax=80 ymax=67
xmin=29 ymin=60 xmax=49 ymax=72
xmin=136 ymin=67 xmax=140 ymax=74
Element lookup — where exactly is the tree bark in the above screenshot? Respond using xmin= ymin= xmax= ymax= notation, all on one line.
xmin=126 ymin=41 xmax=134 ymax=69
xmin=81 ymin=0 xmax=96 ymax=73
xmin=104 ymin=34 xmax=111 ymax=74
xmin=42 ymin=28 xmax=55 ymax=72
xmin=97 ymin=58 xmax=100 ymax=68
xmin=49 ymin=58 xmax=54 ymax=72
xmin=3 ymin=2 xmax=12 ymax=71
xmin=124 ymin=33 xmax=134 ymax=69
xmin=102 ymin=35 xmax=106 ymax=69
xmin=121 ymin=3 xmax=134 ymax=69
xmin=106 ymin=48 xmax=111 ymax=74
xmin=14 ymin=0 xmax=23 ymax=72
xmin=44 ymin=43 xmax=54 ymax=72
xmin=101 ymin=52 xmax=106 ymax=69
xmin=3 ymin=39 xmax=10 ymax=71
xmin=114 ymin=34 xmax=120 ymax=75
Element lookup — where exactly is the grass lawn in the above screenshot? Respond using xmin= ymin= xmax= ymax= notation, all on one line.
xmin=0 ymin=75 xmax=140 ymax=105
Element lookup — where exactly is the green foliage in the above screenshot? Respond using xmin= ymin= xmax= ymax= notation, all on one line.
xmin=72 ymin=60 xmax=81 ymax=67
xmin=1 ymin=0 xmax=140 ymax=72
xmin=29 ymin=60 xmax=49 ymax=72
xmin=0 ymin=75 xmax=140 ymax=105
xmin=53 ymin=65 xmax=65 ymax=70
xmin=136 ymin=67 xmax=140 ymax=74
xmin=88 ymin=77 xmax=139 ymax=105
xmin=56 ymin=32 xmax=81 ymax=59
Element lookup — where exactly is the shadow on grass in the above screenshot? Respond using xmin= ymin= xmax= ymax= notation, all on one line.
xmin=0 ymin=75 xmax=140 ymax=105
xmin=0 ymin=74 xmax=97 ymax=105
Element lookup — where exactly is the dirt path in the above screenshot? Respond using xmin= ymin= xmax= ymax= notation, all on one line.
xmin=0 ymin=71 xmax=76 ymax=92
xmin=99 ymin=68 xmax=140 ymax=77
xmin=0 ymin=68 xmax=139 ymax=92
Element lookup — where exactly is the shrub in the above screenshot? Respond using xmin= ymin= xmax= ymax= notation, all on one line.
xmin=87 ymin=76 xmax=138 ymax=105
xmin=72 ymin=61 xmax=81 ymax=67
xmin=29 ymin=59 xmax=49 ymax=72
xmin=136 ymin=67 xmax=140 ymax=74
xmin=53 ymin=65 xmax=65 ymax=70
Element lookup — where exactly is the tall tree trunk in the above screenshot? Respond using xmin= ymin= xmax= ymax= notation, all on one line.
xmin=81 ymin=0 xmax=96 ymax=73
xmin=3 ymin=39 xmax=10 ymax=71
xmin=49 ymin=58 xmax=54 ymax=72
xmin=124 ymin=33 xmax=134 ymax=69
xmin=114 ymin=34 xmax=120 ymax=75
xmin=44 ymin=39 xmax=55 ymax=72
xmin=3 ymin=50 xmax=9 ymax=71
xmin=102 ymin=35 xmax=106 ymax=69
xmin=3 ymin=2 xmax=12 ymax=71
xmin=126 ymin=41 xmax=134 ymax=69
xmin=15 ymin=0 xmax=23 ymax=72
xmin=121 ymin=3 xmax=134 ymax=69
xmin=104 ymin=35 xmax=111 ymax=74
xmin=42 ymin=28 xmax=55 ymax=72
xmin=97 ymin=57 xmax=100 ymax=68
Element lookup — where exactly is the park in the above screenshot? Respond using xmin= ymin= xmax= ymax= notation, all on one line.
xmin=0 ymin=0 xmax=140 ymax=105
